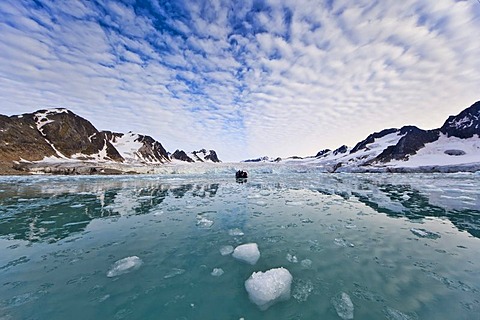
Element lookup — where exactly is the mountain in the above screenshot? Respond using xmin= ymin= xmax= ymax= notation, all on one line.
xmin=0 ymin=108 xmax=122 ymax=163
xmin=306 ymin=101 xmax=480 ymax=172
xmin=171 ymin=149 xmax=221 ymax=163
xmin=0 ymin=108 xmax=222 ymax=174
xmin=102 ymin=131 xmax=170 ymax=164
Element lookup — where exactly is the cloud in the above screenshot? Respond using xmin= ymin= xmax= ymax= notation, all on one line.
xmin=0 ymin=0 xmax=479 ymax=161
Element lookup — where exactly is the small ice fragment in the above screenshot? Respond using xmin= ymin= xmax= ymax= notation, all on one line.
xmin=219 ymin=245 xmax=234 ymax=256
xmin=292 ymin=279 xmax=314 ymax=302
xmin=286 ymin=201 xmax=303 ymax=206
xmin=410 ymin=228 xmax=440 ymax=239
xmin=300 ymin=259 xmax=312 ymax=269
xmin=244 ymin=267 xmax=293 ymax=311
xmin=164 ymin=268 xmax=185 ymax=279
xmin=196 ymin=215 xmax=214 ymax=228
xmin=345 ymin=224 xmax=356 ymax=229
xmin=107 ymin=256 xmax=143 ymax=277
xmin=334 ymin=238 xmax=354 ymax=247
xmin=331 ymin=292 xmax=354 ymax=320
xmin=229 ymin=228 xmax=244 ymax=236
xmin=232 ymin=243 xmax=260 ymax=265
xmin=153 ymin=210 xmax=164 ymax=216
xmin=384 ymin=307 xmax=415 ymax=320
xmin=211 ymin=268 xmax=224 ymax=277
xmin=286 ymin=253 xmax=298 ymax=263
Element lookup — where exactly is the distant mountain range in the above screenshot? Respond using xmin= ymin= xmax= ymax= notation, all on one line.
xmin=1 ymin=101 xmax=479 ymax=174
xmin=0 ymin=108 xmax=220 ymax=174
xmin=243 ymin=101 xmax=480 ymax=172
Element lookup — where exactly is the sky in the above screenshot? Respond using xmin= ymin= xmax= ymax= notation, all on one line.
xmin=1 ymin=0 xmax=479 ymax=162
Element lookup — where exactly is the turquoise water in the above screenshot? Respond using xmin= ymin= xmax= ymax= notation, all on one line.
xmin=0 ymin=172 xmax=479 ymax=319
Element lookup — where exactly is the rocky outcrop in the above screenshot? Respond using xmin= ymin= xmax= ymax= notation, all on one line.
xmin=315 ymin=149 xmax=331 ymax=158
xmin=171 ymin=150 xmax=194 ymax=162
xmin=372 ymin=126 xmax=439 ymax=163
xmin=440 ymin=101 xmax=480 ymax=139
xmin=191 ymin=149 xmax=221 ymax=162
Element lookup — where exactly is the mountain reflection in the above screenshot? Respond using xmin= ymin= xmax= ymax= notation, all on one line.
xmin=0 ymin=178 xmax=221 ymax=243
xmin=352 ymin=183 xmax=480 ymax=239
xmin=0 ymin=174 xmax=479 ymax=243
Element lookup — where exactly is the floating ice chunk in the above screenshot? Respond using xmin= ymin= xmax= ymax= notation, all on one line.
xmin=164 ymin=268 xmax=185 ymax=279
xmin=292 ymin=279 xmax=313 ymax=302
xmin=286 ymin=201 xmax=304 ymax=206
xmin=232 ymin=243 xmax=260 ymax=265
xmin=228 ymin=228 xmax=245 ymax=236
xmin=245 ymin=267 xmax=293 ymax=311
xmin=331 ymin=292 xmax=354 ymax=320
xmin=334 ymin=238 xmax=354 ymax=247
xmin=286 ymin=253 xmax=298 ymax=263
xmin=196 ymin=215 xmax=214 ymax=228
xmin=410 ymin=228 xmax=440 ymax=239
xmin=211 ymin=268 xmax=224 ymax=277
xmin=384 ymin=307 xmax=415 ymax=320
xmin=300 ymin=259 xmax=312 ymax=269
xmin=107 ymin=256 xmax=143 ymax=277
xmin=219 ymin=245 xmax=234 ymax=256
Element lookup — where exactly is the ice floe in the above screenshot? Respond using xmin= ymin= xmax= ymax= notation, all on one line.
xmin=232 ymin=243 xmax=260 ymax=265
xmin=219 ymin=245 xmax=234 ymax=256
xmin=410 ymin=228 xmax=440 ymax=239
xmin=300 ymin=259 xmax=312 ymax=269
xmin=228 ymin=228 xmax=245 ymax=236
xmin=334 ymin=238 xmax=355 ymax=247
xmin=384 ymin=307 xmax=416 ymax=320
xmin=196 ymin=215 xmax=214 ymax=228
xmin=164 ymin=268 xmax=185 ymax=279
xmin=245 ymin=267 xmax=293 ymax=310
xmin=292 ymin=279 xmax=313 ymax=302
xmin=286 ymin=253 xmax=298 ymax=263
xmin=331 ymin=292 xmax=354 ymax=319
xmin=106 ymin=256 xmax=143 ymax=277
xmin=211 ymin=268 xmax=224 ymax=277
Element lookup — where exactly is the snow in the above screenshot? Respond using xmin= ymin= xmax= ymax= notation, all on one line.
xmin=108 ymin=132 xmax=145 ymax=163
xmin=389 ymin=134 xmax=480 ymax=168
xmin=232 ymin=243 xmax=260 ymax=265
xmin=244 ymin=267 xmax=293 ymax=311
xmin=107 ymin=256 xmax=143 ymax=277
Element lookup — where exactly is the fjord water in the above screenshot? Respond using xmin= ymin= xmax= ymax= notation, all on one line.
xmin=0 ymin=170 xmax=479 ymax=319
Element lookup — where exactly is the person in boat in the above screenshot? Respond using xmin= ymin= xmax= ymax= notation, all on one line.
xmin=236 ymin=170 xmax=248 ymax=179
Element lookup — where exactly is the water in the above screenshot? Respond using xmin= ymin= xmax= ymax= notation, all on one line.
xmin=0 ymin=170 xmax=479 ymax=319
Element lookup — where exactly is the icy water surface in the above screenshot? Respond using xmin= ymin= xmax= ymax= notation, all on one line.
xmin=0 ymin=171 xmax=479 ymax=319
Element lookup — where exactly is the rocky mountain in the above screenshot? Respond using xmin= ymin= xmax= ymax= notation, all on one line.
xmin=0 ymin=108 xmax=221 ymax=174
xmin=0 ymin=108 xmax=122 ymax=163
xmin=283 ymin=101 xmax=480 ymax=172
xmin=101 ymin=131 xmax=170 ymax=164
xmin=171 ymin=149 xmax=221 ymax=163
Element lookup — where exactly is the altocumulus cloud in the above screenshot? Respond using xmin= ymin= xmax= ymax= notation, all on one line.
xmin=0 ymin=0 xmax=479 ymax=161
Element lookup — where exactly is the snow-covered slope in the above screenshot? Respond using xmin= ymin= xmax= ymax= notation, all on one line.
xmin=387 ymin=134 xmax=480 ymax=168
xmin=103 ymin=131 xmax=170 ymax=164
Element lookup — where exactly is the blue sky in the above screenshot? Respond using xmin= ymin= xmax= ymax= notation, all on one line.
xmin=1 ymin=0 xmax=479 ymax=161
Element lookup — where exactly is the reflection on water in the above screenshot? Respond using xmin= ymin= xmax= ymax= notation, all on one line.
xmin=0 ymin=178 xmax=222 ymax=243
xmin=0 ymin=173 xmax=479 ymax=320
